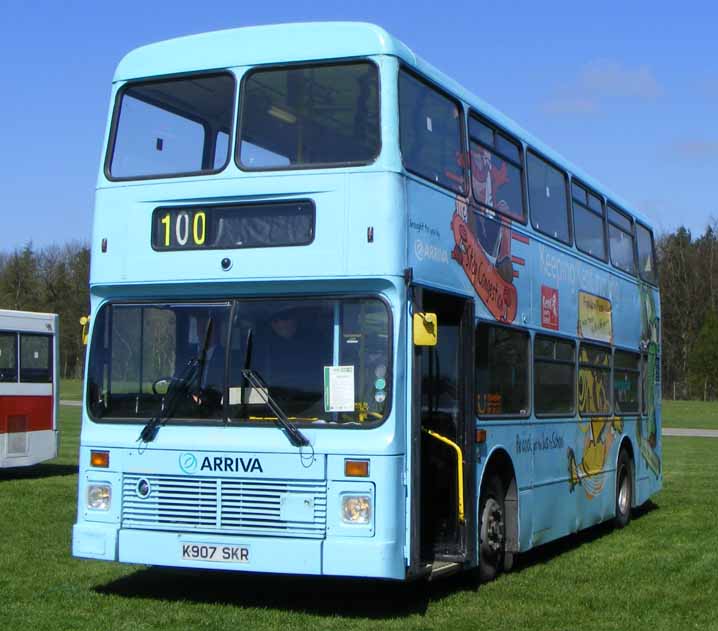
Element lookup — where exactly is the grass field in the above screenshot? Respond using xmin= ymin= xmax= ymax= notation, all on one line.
xmin=1 ymin=407 xmax=717 ymax=630
xmin=59 ymin=378 xmax=83 ymax=401
xmin=662 ymin=400 xmax=718 ymax=430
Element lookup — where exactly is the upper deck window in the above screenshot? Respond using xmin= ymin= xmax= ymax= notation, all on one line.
xmin=572 ymin=181 xmax=607 ymax=261
xmin=607 ymin=204 xmax=636 ymax=275
xmin=636 ymin=223 xmax=658 ymax=284
xmin=527 ymin=151 xmax=571 ymax=244
xmin=238 ymin=62 xmax=380 ymax=170
xmin=108 ymin=73 xmax=235 ymax=180
xmin=469 ymin=115 xmax=525 ymax=222
xmin=399 ymin=70 xmax=465 ymax=194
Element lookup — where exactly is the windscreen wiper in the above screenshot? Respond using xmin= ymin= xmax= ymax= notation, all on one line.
xmin=241 ymin=368 xmax=310 ymax=448
xmin=138 ymin=317 xmax=214 ymax=443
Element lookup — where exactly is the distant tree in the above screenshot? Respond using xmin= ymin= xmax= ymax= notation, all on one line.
xmin=688 ymin=310 xmax=718 ymax=400
xmin=0 ymin=241 xmax=89 ymax=378
xmin=0 ymin=243 xmax=41 ymax=311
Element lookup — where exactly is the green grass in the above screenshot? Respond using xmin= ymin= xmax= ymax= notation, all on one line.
xmin=662 ymin=399 xmax=718 ymax=430
xmin=60 ymin=378 xmax=83 ymax=401
xmin=1 ymin=407 xmax=717 ymax=630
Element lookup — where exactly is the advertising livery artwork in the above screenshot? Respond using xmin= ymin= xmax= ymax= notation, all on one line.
xmin=450 ymin=145 xmax=527 ymax=323
xmin=639 ymin=284 xmax=661 ymax=477
xmin=568 ymin=294 xmax=621 ymax=499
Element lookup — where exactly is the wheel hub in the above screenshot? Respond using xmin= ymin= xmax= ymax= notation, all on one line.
xmin=484 ymin=498 xmax=505 ymax=552
xmin=618 ymin=471 xmax=630 ymax=514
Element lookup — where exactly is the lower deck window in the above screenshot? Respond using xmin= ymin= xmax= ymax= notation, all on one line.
xmin=614 ymin=351 xmax=640 ymax=414
xmin=534 ymin=335 xmax=575 ymax=415
xmin=578 ymin=344 xmax=611 ymax=415
xmin=476 ymin=324 xmax=529 ymax=416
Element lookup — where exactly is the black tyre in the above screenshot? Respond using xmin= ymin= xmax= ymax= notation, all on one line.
xmin=478 ymin=475 xmax=505 ymax=582
xmin=614 ymin=449 xmax=633 ymax=529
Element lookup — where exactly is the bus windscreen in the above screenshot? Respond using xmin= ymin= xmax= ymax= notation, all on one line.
xmin=87 ymin=298 xmax=391 ymax=426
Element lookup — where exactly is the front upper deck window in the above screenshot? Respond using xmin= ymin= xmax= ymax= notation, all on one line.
xmin=107 ymin=73 xmax=235 ymax=180
xmin=238 ymin=62 xmax=380 ymax=170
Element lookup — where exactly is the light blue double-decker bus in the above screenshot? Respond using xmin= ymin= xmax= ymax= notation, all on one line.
xmin=72 ymin=22 xmax=661 ymax=581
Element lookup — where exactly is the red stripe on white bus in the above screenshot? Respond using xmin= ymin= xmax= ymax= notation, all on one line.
xmin=0 ymin=395 xmax=54 ymax=434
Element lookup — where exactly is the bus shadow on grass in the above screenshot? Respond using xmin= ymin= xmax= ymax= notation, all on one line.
xmin=0 ymin=463 xmax=77 ymax=481
xmin=94 ymin=501 xmax=658 ymax=618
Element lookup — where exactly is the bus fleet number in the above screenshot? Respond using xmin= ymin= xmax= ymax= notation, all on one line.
xmin=159 ymin=210 xmax=206 ymax=248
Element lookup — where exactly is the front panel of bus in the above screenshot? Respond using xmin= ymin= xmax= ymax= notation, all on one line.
xmin=72 ymin=52 xmax=414 ymax=579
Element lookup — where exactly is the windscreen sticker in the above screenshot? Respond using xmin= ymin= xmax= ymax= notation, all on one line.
xmin=324 ymin=365 xmax=355 ymax=412
xmin=229 ymin=386 xmax=268 ymax=406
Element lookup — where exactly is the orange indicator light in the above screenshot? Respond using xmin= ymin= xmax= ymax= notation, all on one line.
xmin=475 ymin=429 xmax=487 ymax=444
xmin=90 ymin=450 xmax=110 ymax=468
xmin=345 ymin=459 xmax=369 ymax=477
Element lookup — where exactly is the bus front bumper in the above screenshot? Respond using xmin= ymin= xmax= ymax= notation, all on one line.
xmin=72 ymin=524 xmax=405 ymax=579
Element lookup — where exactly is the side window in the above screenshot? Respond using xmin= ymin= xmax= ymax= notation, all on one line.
xmin=614 ymin=351 xmax=640 ymax=415
xmin=20 ymin=334 xmax=52 ymax=383
xmin=572 ymin=181 xmax=607 ymax=260
xmin=608 ymin=205 xmax=636 ymax=275
xmin=636 ymin=223 xmax=658 ymax=284
xmin=399 ymin=70 xmax=465 ymax=194
xmin=578 ymin=343 xmax=611 ymax=415
xmin=476 ymin=324 xmax=529 ymax=416
xmin=534 ymin=335 xmax=575 ymax=415
xmin=0 ymin=333 xmax=18 ymax=382
xmin=469 ymin=115 xmax=525 ymax=222
xmin=527 ymin=151 xmax=571 ymax=244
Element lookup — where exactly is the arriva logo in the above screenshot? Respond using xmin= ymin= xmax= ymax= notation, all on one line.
xmin=179 ymin=452 xmax=198 ymax=474
xmin=178 ymin=452 xmax=264 ymax=474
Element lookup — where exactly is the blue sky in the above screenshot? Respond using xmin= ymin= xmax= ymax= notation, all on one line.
xmin=1 ymin=0 xmax=716 ymax=251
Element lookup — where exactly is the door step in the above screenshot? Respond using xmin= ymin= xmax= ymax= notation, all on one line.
xmin=428 ymin=561 xmax=463 ymax=580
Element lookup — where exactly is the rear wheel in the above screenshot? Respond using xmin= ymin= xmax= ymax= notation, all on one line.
xmin=614 ymin=449 xmax=633 ymax=528
xmin=478 ymin=475 xmax=505 ymax=582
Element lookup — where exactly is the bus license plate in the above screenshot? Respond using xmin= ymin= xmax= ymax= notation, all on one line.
xmin=181 ymin=543 xmax=249 ymax=563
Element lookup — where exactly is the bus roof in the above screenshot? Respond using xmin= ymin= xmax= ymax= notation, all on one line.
xmin=114 ymin=21 xmax=652 ymax=229
xmin=0 ymin=309 xmax=58 ymax=333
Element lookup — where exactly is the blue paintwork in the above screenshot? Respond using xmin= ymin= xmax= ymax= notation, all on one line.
xmin=74 ymin=22 xmax=661 ymax=581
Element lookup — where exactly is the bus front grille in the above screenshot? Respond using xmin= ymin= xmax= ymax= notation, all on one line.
xmin=121 ymin=474 xmax=327 ymax=539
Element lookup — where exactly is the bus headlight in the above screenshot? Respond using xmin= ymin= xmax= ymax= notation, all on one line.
xmin=341 ymin=495 xmax=372 ymax=524
xmin=87 ymin=484 xmax=112 ymax=511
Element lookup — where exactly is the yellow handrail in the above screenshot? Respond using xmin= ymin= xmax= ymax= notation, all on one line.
xmin=422 ymin=427 xmax=465 ymax=524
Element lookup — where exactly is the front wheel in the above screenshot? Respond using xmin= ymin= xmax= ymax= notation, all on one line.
xmin=478 ymin=475 xmax=505 ymax=582
xmin=614 ymin=449 xmax=633 ymax=528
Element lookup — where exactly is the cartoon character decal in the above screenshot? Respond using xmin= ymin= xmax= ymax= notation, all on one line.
xmin=638 ymin=284 xmax=661 ymax=477
xmin=567 ymin=343 xmax=624 ymax=499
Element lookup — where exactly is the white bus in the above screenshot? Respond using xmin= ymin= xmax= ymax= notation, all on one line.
xmin=0 ymin=309 xmax=59 ymax=467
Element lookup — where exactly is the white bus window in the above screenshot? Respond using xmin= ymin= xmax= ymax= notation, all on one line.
xmin=0 ymin=333 xmax=18 ymax=382
xmin=20 ymin=334 xmax=52 ymax=383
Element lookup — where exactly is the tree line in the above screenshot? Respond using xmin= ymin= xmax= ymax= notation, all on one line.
xmin=0 ymin=242 xmax=89 ymax=378
xmin=658 ymin=223 xmax=718 ymax=400
xmin=0 ymin=224 xmax=716 ymax=398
